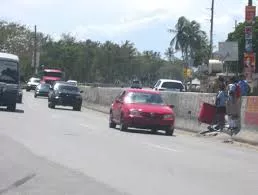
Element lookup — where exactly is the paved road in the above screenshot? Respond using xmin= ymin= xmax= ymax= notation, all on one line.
xmin=0 ymin=91 xmax=258 ymax=195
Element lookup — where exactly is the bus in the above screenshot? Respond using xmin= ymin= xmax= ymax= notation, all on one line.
xmin=0 ymin=52 xmax=20 ymax=111
xmin=41 ymin=69 xmax=63 ymax=85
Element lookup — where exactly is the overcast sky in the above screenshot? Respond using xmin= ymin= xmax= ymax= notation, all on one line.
xmin=1 ymin=0 xmax=252 ymax=55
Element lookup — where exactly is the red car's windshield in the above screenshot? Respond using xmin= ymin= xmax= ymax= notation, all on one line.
xmin=124 ymin=92 xmax=164 ymax=105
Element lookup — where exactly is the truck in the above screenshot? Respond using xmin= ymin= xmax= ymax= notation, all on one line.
xmin=0 ymin=52 xmax=20 ymax=111
xmin=41 ymin=68 xmax=63 ymax=85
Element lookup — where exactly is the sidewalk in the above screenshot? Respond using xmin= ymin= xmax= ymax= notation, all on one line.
xmin=82 ymin=103 xmax=258 ymax=146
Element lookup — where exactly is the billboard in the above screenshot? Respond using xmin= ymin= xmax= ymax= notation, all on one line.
xmin=245 ymin=26 xmax=252 ymax=39
xmin=218 ymin=42 xmax=238 ymax=61
xmin=244 ymin=53 xmax=256 ymax=81
xmin=245 ymin=39 xmax=253 ymax=52
xmin=245 ymin=6 xmax=256 ymax=23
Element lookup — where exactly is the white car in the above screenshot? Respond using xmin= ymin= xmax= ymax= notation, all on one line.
xmin=26 ymin=77 xmax=40 ymax=91
xmin=67 ymin=80 xmax=78 ymax=86
xmin=153 ymin=79 xmax=185 ymax=92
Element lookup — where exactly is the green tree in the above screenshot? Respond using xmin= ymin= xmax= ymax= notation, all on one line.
xmin=227 ymin=16 xmax=258 ymax=73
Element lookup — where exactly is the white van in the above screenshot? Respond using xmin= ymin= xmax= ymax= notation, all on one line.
xmin=153 ymin=79 xmax=185 ymax=92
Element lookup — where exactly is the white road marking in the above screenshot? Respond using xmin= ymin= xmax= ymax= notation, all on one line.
xmin=142 ymin=142 xmax=180 ymax=152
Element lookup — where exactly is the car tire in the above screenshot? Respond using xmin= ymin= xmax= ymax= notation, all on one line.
xmin=109 ymin=112 xmax=116 ymax=128
xmin=48 ymin=102 xmax=55 ymax=109
xmin=34 ymin=94 xmax=37 ymax=98
xmin=73 ymin=105 xmax=81 ymax=111
xmin=165 ymin=127 xmax=174 ymax=136
xmin=151 ymin=128 xmax=157 ymax=134
xmin=26 ymin=88 xmax=30 ymax=92
xmin=7 ymin=103 xmax=16 ymax=112
xmin=119 ymin=115 xmax=128 ymax=131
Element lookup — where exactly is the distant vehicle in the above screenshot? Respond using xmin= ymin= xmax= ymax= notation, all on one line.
xmin=0 ymin=52 xmax=20 ymax=111
xmin=130 ymin=79 xmax=142 ymax=89
xmin=34 ymin=83 xmax=51 ymax=98
xmin=17 ymin=86 xmax=23 ymax=103
xmin=41 ymin=69 xmax=63 ymax=85
xmin=26 ymin=77 xmax=40 ymax=91
xmin=109 ymin=89 xmax=175 ymax=135
xmin=153 ymin=79 xmax=185 ymax=92
xmin=48 ymin=83 xmax=83 ymax=111
xmin=67 ymin=80 xmax=78 ymax=86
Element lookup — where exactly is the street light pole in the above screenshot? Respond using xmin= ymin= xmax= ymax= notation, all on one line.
xmin=210 ymin=0 xmax=214 ymax=59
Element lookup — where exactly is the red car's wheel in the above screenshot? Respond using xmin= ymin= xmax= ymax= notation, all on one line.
xmin=109 ymin=112 xmax=116 ymax=128
xmin=119 ymin=115 xmax=128 ymax=131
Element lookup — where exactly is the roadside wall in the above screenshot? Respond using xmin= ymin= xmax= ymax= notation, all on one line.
xmin=80 ymin=86 xmax=258 ymax=144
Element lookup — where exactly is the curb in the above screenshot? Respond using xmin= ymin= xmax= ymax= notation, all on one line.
xmin=82 ymin=104 xmax=258 ymax=146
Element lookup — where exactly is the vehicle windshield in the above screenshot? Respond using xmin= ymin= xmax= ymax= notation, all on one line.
xmin=58 ymin=85 xmax=79 ymax=93
xmin=39 ymin=84 xmax=50 ymax=90
xmin=44 ymin=71 xmax=62 ymax=78
xmin=0 ymin=59 xmax=19 ymax=84
xmin=31 ymin=78 xmax=40 ymax=83
xmin=161 ymin=82 xmax=184 ymax=90
xmin=124 ymin=92 xmax=164 ymax=105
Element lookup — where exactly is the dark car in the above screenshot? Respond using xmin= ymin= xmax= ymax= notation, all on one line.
xmin=34 ymin=83 xmax=51 ymax=98
xmin=48 ymin=83 xmax=83 ymax=111
xmin=131 ymin=79 xmax=142 ymax=89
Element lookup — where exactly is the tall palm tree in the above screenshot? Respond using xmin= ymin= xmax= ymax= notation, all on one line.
xmin=169 ymin=16 xmax=208 ymax=66
xmin=169 ymin=16 xmax=191 ymax=61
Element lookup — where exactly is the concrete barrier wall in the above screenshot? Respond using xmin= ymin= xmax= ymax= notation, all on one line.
xmin=81 ymin=86 xmax=258 ymax=145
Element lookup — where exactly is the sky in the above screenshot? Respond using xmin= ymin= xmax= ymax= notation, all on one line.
xmin=0 ymin=0 xmax=253 ymax=56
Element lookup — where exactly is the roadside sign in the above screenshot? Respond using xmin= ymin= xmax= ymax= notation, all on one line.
xmin=245 ymin=6 xmax=256 ymax=24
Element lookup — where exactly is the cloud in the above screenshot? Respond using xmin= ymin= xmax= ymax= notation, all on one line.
xmin=0 ymin=0 xmax=253 ymax=52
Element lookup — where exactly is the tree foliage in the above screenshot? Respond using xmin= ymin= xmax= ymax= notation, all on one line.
xmin=0 ymin=20 xmax=184 ymax=85
xmin=168 ymin=16 xmax=209 ymax=67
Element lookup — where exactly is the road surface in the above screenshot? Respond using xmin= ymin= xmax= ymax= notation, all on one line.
xmin=0 ymin=91 xmax=258 ymax=195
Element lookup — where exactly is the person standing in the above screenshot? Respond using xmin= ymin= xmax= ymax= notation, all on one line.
xmin=226 ymin=76 xmax=241 ymax=133
xmin=238 ymin=74 xmax=250 ymax=96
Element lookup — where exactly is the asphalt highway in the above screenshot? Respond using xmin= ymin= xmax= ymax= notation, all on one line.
xmin=0 ymin=91 xmax=258 ymax=195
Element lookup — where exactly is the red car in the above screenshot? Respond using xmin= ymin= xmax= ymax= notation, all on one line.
xmin=109 ymin=89 xmax=175 ymax=135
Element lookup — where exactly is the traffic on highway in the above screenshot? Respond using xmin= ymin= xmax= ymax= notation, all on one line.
xmin=1 ymin=51 xmax=258 ymax=195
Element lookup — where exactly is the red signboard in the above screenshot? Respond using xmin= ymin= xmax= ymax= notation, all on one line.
xmin=245 ymin=6 xmax=256 ymax=23
xmin=245 ymin=97 xmax=258 ymax=126
xmin=244 ymin=53 xmax=256 ymax=81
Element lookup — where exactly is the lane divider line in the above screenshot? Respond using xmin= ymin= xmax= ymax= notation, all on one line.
xmin=142 ymin=142 xmax=180 ymax=152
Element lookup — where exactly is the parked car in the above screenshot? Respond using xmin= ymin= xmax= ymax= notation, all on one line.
xmin=152 ymin=79 xmax=185 ymax=92
xmin=26 ymin=77 xmax=40 ymax=91
xmin=130 ymin=79 xmax=142 ymax=89
xmin=17 ymin=87 xmax=23 ymax=103
xmin=34 ymin=83 xmax=51 ymax=98
xmin=48 ymin=83 xmax=83 ymax=111
xmin=67 ymin=80 xmax=78 ymax=86
xmin=109 ymin=89 xmax=175 ymax=135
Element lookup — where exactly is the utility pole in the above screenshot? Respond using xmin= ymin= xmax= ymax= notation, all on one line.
xmin=34 ymin=25 xmax=37 ymax=75
xmin=210 ymin=0 xmax=214 ymax=59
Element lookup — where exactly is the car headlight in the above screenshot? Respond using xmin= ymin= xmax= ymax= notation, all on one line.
xmin=129 ymin=109 xmax=141 ymax=116
xmin=163 ymin=114 xmax=174 ymax=119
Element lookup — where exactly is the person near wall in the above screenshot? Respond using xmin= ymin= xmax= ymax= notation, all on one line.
xmin=209 ymin=82 xmax=228 ymax=131
xmin=226 ymin=76 xmax=241 ymax=133
xmin=238 ymin=74 xmax=250 ymax=96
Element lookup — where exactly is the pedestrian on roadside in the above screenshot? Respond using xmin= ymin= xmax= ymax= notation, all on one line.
xmin=226 ymin=76 xmax=241 ymax=132
xmin=238 ymin=74 xmax=250 ymax=96
xmin=212 ymin=82 xmax=227 ymax=131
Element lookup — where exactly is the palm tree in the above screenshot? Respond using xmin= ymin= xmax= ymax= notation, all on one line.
xmin=169 ymin=16 xmax=191 ymax=61
xmin=169 ymin=16 xmax=208 ymax=66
